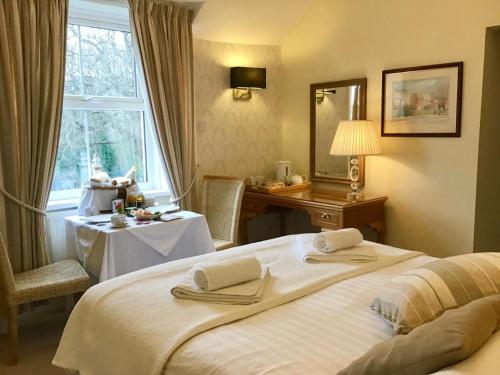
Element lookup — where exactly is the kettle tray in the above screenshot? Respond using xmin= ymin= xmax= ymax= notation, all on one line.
xmin=245 ymin=181 xmax=312 ymax=194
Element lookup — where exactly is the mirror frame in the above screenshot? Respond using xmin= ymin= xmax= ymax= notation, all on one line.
xmin=310 ymin=78 xmax=367 ymax=185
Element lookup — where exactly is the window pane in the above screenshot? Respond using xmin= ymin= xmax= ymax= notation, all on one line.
xmin=64 ymin=24 xmax=82 ymax=95
xmin=52 ymin=110 xmax=88 ymax=191
xmin=87 ymin=111 xmax=146 ymax=182
xmin=80 ymin=26 xmax=136 ymax=97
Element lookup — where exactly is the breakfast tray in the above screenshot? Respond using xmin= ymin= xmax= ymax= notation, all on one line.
xmin=245 ymin=181 xmax=312 ymax=194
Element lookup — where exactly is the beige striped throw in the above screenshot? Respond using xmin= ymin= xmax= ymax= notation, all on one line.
xmin=371 ymin=252 xmax=500 ymax=334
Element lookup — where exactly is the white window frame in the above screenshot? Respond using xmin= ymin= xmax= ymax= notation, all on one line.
xmin=49 ymin=7 xmax=168 ymax=204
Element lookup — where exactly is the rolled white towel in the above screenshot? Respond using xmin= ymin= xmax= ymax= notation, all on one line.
xmin=193 ymin=255 xmax=262 ymax=291
xmin=313 ymin=228 xmax=363 ymax=253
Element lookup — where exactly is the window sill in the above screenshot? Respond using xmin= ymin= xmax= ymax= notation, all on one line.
xmin=47 ymin=199 xmax=79 ymax=213
xmin=47 ymin=190 xmax=171 ymax=213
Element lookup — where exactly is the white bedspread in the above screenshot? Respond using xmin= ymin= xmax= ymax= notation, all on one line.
xmin=53 ymin=235 xmax=421 ymax=375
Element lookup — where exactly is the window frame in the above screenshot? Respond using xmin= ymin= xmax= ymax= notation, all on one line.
xmin=49 ymin=8 xmax=167 ymax=204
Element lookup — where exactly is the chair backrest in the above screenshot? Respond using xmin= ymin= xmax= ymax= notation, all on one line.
xmin=200 ymin=176 xmax=245 ymax=243
xmin=0 ymin=230 xmax=15 ymax=297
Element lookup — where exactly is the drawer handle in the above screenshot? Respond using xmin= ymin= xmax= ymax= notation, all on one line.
xmin=248 ymin=201 xmax=255 ymax=208
xmin=321 ymin=213 xmax=330 ymax=219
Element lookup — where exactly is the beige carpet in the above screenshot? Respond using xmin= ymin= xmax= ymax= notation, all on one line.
xmin=0 ymin=312 xmax=69 ymax=375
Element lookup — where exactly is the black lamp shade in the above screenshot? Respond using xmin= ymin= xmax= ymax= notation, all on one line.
xmin=230 ymin=67 xmax=266 ymax=89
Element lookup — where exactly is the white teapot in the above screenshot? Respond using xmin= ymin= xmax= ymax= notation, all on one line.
xmin=288 ymin=174 xmax=308 ymax=185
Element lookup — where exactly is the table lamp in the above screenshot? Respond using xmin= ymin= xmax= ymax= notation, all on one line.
xmin=329 ymin=120 xmax=381 ymax=201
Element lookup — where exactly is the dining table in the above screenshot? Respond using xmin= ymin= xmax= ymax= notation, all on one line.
xmin=65 ymin=211 xmax=215 ymax=282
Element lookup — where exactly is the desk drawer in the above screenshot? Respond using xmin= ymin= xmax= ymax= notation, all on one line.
xmin=311 ymin=209 xmax=342 ymax=229
xmin=242 ymin=197 xmax=266 ymax=213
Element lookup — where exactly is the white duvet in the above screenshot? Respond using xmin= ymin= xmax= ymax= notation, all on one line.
xmin=53 ymin=235 xmax=500 ymax=375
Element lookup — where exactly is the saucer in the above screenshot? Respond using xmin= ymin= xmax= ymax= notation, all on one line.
xmin=110 ymin=222 xmax=127 ymax=229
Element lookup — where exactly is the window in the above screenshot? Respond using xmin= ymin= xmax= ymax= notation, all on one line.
xmin=50 ymin=11 xmax=166 ymax=202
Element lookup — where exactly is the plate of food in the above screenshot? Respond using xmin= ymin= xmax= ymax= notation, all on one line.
xmin=130 ymin=208 xmax=162 ymax=221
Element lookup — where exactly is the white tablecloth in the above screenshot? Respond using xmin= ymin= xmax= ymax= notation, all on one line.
xmin=65 ymin=211 xmax=215 ymax=282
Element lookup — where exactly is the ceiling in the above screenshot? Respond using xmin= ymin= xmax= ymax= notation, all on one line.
xmin=193 ymin=0 xmax=315 ymax=45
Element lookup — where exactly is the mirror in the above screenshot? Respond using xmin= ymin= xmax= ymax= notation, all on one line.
xmin=310 ymin=78 xmax=367 ymax=184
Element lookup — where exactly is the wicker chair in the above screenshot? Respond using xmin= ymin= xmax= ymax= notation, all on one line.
xmin=0 ymin=234 xmax=90 ymax=366
xmin=200 ymin=176 xmax=245 ymax=251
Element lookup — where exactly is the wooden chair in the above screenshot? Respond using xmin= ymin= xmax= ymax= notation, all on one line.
xmin=200 ymin=176 xmax=245 ymax=250
xmin=0 ymin=233 xmax=90 ymax=366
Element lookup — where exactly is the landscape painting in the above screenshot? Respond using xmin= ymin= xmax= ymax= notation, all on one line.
xmin=391 ymin=76 xmax=449 ymax=122
xmin=381 ymin=62 xmax=463 ymax=137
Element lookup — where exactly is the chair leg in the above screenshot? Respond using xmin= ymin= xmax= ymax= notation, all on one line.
xmin=7 ymin=305 xmax=18 ymax=366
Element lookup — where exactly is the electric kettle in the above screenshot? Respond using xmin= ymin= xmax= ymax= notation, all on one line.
xmin=275 ymin=160 xmax=295 ymax=182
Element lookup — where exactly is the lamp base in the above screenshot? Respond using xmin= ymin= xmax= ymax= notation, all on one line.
xmin=347 ymin=191 xmax=364 ymax=202
xmin=347 ymin=156 xmax=363 ymax=202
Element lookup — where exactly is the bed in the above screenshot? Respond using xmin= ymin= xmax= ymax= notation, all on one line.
xmin=53 ymin=234 xmax=500 ymax=374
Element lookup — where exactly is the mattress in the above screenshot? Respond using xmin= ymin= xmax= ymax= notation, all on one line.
xmin=167 ymin=252 xmax=500 ymax=375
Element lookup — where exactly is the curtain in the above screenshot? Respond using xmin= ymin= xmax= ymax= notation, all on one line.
xmin=129 ymin=0 xmax=197 ymax=210
xmin=0 ymin=0 xmax=68 ymax=272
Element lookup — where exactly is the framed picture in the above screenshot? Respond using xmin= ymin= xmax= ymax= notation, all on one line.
xmin=381 ymin=62 xmax=463 ymax=137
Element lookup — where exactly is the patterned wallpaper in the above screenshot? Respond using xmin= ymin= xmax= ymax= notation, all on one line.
xmin=193 ymin=39 xmax=282 ymax=180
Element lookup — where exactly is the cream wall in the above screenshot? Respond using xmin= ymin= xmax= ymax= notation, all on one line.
xmin=193 ymin=39 xmax=282 ymax=180
xmin=281 ymin=0 xmax=500 ymax=257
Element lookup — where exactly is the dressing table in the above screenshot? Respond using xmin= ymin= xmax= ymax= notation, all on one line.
xmin=239 ymin=76 xmax=387 ymax=245
xmin=239 ymin=188 xmax=387 ymax=244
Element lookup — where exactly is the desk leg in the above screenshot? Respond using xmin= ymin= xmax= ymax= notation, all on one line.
xmin=279 ymin=211 xmax=287 ymax=236
xmin=239 ymin=218 xmax=248 ymax=245
xmin=369 ymin=220 xmax=385 ymax=244
xmin=239 ymin=212 xmax=256 ymax=245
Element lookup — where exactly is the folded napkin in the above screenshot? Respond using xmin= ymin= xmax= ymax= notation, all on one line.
xmin=193 ymin=255 xmax=262 ymax=291
xmin=171 ymin=267 xmax=270 ymax=305
xmin=127 ymin=218 xmax=192 ymax=256
xmin=313 ymin=228 xmax=363 ymax=253
xmin=297 ymin=240 xmax=377 ymax=263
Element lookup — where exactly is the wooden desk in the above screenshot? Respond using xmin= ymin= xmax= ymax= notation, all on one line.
xmin=240 ymin=188 xmax=387 ymax=244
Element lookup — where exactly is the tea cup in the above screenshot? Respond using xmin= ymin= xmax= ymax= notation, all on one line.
xmin=111 ymin=214 xmax=127 ymax=227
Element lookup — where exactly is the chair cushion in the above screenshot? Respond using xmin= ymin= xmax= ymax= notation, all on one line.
xmin=371 ymin=253 xmax=500 ymax=334
xmin=10 ymin=259 xmax=90 ymax=305
xmin=339 ymin=295 xmax=500 ymax=375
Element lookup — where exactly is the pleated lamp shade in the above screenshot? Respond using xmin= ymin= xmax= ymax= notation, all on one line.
xmin=329 ymin=120 xmax=381 ymax=156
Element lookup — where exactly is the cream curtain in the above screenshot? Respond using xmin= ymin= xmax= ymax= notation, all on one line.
xmin=0 ymin=0 xmax=68 ymax=272
xmin=129 ymin=0 xmax=197 ymax=210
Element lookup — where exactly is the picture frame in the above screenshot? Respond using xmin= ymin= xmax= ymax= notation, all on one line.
xmin=381 ymin=62 xmax=463 ymax=137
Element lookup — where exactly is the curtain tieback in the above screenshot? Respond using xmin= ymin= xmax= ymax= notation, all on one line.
xmin=170 ymin=163 xmax=200 ymax=204
xmin=0 ymin=185 xmax=47 ymax=216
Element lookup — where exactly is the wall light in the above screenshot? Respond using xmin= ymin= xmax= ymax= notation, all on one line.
xmin=230 ymin=67 xmax=266 ymax=100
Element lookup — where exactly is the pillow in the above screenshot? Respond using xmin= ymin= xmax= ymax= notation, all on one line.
xmin=338 ymin=294 xmax=500 ymax=375
xmin=371 ymin=252 xmax=500 ymax=333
